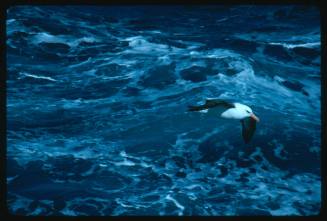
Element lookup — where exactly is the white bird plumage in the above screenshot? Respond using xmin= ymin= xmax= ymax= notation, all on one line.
xmin=188 ymin=99 xmax=260 ymax=143
xmin=221 ymin=103 xmax=254 ymax=120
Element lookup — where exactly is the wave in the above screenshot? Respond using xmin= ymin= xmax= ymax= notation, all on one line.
xmin=6 ymin=6 xmax=321 ymax=216
xmin=18 ymin=72 xmax=57 ymax=82
xmin=31 ymin=32 xmax=99 ymax=48
xmin=268 ymin=41 xmax=320 ymax=49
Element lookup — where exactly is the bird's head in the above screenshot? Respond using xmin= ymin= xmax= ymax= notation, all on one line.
xmin=238 ymin=104 xmax=260 ymax=122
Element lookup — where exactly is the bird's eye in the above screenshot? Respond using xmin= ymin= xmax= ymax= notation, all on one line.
xmin=246 ymin=110 xmax=250 ymax=113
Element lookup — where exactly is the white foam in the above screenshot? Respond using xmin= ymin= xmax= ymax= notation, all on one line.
xmin=32 ymin=32 xmax=68 ymax=45
xmin=61 ymin=208 xmax=78 ymax=216
xmin=75 ymin=36 xmax=98 ymax=44
xmin=165 ymin=194 xmax=185 ymax=215
xmin=9 ymin=194 xmax=33 ymax=212
xmin=185 ymin=184 xmax=205 ymax=190
xmin=114 ymin=159 xmax=136 ymax=167
xmin=32 ymin=32 xmax=99 ymax=48
xmin=269 ymin=42 xmax=320 ymax=49
xmin=124 ymin=36 xmax=174 ymax=54
xmin=272 ymin=140 xmax=288 ymax=160
xmin=273 ymin=75 xmax=285 ymax=83
xmin=30 ymin=207 xmax=47 ymax=215
xmin=6 ymin=19 xmax=16 ymax=25
xmin=7 ymin=175 xmax=18 ymax=183
xmin=68 ymin=57 xmax=92 ymax=68
xmin=19 ymin=72 xmax=57 ymax=82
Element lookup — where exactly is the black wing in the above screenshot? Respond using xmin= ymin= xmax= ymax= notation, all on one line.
xmin=188 ymin=99 xmax=234 ymax=112
xmin=241 ymin=117 xmax=257 ymax=143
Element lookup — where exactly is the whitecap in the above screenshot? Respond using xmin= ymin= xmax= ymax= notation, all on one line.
xmin=269 ymin=42 xmax=320 ymax=49
xmin=32 ymin=32 xmax=69 ymax=45
xmin=19 ymin=72 xmax=57 ymax=82
xmin=72 ymin=36 xmax=100 ymax=47
xmin=124 ymin=36 xmax=173 ymax=54
xmin=32 ymin=32 xmax=99 ymax=48
xmin=114 ymin=159 xmax=136 ymax=167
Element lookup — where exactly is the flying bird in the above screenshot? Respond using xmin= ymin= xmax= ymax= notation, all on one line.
xmin=188 ymin=98 xmax=259 ymax=143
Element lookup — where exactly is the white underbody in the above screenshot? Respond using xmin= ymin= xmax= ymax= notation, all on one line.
xmin=220 ymin=103 xmax=251 ymax=120
xmin=221 ymin=108 xmax=242 ymax=120
xmin=197 ymin=102 xmax=253 ymax=120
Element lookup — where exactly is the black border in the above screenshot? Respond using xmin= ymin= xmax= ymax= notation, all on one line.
xmin=1 ymin=0 xmax=326 ymax=220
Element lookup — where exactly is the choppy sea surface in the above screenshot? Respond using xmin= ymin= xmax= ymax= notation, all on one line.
xmin=6 ymin=6 xmax=321 ymax=216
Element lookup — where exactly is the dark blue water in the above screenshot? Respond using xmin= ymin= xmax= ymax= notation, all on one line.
xmin=6 ymin=5 xmax=321 ymax=216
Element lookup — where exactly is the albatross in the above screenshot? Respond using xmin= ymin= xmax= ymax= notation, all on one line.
xmin=188 ymin=99 xmax=260 ymax=143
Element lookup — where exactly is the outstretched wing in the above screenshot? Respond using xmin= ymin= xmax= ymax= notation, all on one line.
xmin=188 ymin=99 xmax=234 ymax=112
xmin=241 ymin=117 xmax=257 ymax=143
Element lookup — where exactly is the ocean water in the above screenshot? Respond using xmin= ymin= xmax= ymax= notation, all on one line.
xmin=6 ymin=5 xmax=321 ymax=216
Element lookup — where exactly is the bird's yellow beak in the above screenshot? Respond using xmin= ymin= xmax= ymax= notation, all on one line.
xmin=250 ymin=113 xmax=260 ymax=122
